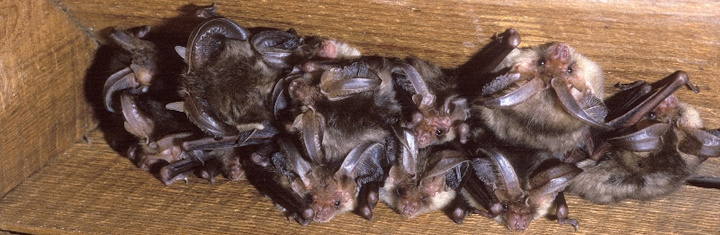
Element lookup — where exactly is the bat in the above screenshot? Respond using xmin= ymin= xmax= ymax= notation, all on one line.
xmin=157 ymin=5 xmax=362 ymax=184
xmin=463 ymin=29 xmax=609 ymax=155
xmin=266 ymin=136 xmax=386 ymax=224
xmin=251 ymin=57 xmax=407 ymax=223
xmin=400 ymin=57 xmax=470 ymax=149
xmin=379 ymin=128 xmax=469 ymax=223
xmin=568 ymin=71 xmax=720 ymax=203
xmin=102 ymin=25 xmax=158 ymax=113
xmin=462 ymin=146 xmax=582 ymax=231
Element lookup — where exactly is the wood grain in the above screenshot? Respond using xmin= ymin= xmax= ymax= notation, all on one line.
xmin=0 ymin=1 xmax=97 ymax=195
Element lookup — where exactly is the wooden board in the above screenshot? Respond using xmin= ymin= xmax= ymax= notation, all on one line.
xmin=0 ymin=130 xmax=718 ymax=234
xmin=0 ymin=1 xmax=97 ymax=196
xmin=1 ymin=0 xmax=719 ymax=233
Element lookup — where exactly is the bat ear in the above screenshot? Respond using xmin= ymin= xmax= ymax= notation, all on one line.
xmin=526 ymin=163 xmax=581 ymax=208
xmin=679 ymin=128 xmax=720 ymax=158
xmin=108 ymin=26 xmax=151 ymax=51
xmin=419 ymin=150 xmax=468 ymax=189
xmin=476 ymin=147 xmax=523 ymax=199
xmin=320 ymin=67 xmax=381 ymax=101
xmin=335 ymin=142 xmax=384 ymax=184
xmin=185 ymin=17 xmax=251 ymax=71
xmin=550 ymin=77 xmax=612 ymax=130
xmin=607 ymin=71 xmax=690 ymax=128
xmin=446 ymin=96 xmax=469 ymax=120
xmin=607 ymin=123 xmax=670 ymax=152
xmin=174 ymin=46 xmax=187 ymax=61
xmin=391 ymin=127 xmax=419 ymax=176
xmin=278 ymin=138 xmax=313 ymax=188
xmin=180 ymin=90 xmax=239 ymax=137
xmin=479 ymin=72 xmax=533 ymax=107
xmin=297 ymin=109 xmax=325 ymax=163
xmin=390 ymin=62 xmax=436 ymax=109
xmin=251 ymin=29 xmax=300 ymax=67
xmin=271 ymin=77 xmax=290 ymax=119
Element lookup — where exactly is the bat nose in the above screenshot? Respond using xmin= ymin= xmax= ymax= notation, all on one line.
xmin=312 ymin=205 xmax=334 ymax=222
xmin=548 ymin=42 xmax=571 ymax=65
xmin=399 ymin=199 xmax=420 ymax=217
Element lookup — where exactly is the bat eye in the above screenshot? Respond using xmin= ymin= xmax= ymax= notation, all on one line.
xmin=566 ymin=66 xmax=573 ymax=74
xmin=334 ymin=200 xmax=341 ymax=208
xmin=502 ymin=204 xmax=509 ymax=212
xmin=648 ymin=112 xmax=657 ymax=120
xmin=396 ymin=188 xmax=404 ymax=196
xmin=537 ymin=58 xmax=546 ymax=67
xmin=421 ymin=196 xmax=428 ymax=202
xmin=435 ymin=128 xmax=447 ymax=136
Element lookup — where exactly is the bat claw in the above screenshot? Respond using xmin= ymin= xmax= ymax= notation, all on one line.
xmin=558 ymin=218 xmax=579 ymax=231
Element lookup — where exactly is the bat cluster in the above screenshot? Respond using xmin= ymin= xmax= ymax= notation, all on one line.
xmin=99 ymin=4 xmax=720 ymax=231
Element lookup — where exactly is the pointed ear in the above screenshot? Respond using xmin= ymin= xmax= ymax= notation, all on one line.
xmin=391 ymin=126 xmax=419 ymax=175
xmin=175 ymin=46 xmax=187 ymax=61
xmin=251 ymin=30 xmax=300 ymax=67
xmin=446 ymin=96 xmax=469 ymax=121
xmin=278 ymin=138 xmax=312 ymax=188
xmin=180 ymin=90 xmax=239 ymax=137
xmin=607 ymin=123 xmax=670 ymax=152
xmin=551 ymin=77 xmax=613 ymax=130
xmin=526 ymin=163 xmax=581 ymax=208
xmin=421 ymin=150 xmax=467 ymax=179
xmin=335 ymin=142 xmax=384 ymax=185
xmin=419 ymin=150 xmax=468 ymax=191
xmin=271 ymin=78 xmax=290 ymax=119
xmin=607 ymin=71 xmax=692 ymax=128
xmin=320 ymin=68 xmax=381 ymax=101
xmin=390 ymin=62 xmax=435 ymax=109
xmin=299 ymin=109 xmax=325 ymax=163
xmin=679 ymin=127 xmax=720 ymax=158
xmin=185 ymin=18 xmax=251 ymax=71
xmin=476 ymin=147 xmax=523 ymax=199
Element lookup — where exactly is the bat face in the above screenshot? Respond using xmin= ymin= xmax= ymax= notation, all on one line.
xmin=462 ymin=147 xmax=581 ymax=231
xmin=307 ymin=174 xmax=358 ymax=223
xmin=380 ymin=144 xmax=467 ymax=219
xmin=381 ymin=164 xmax=455 ymax=218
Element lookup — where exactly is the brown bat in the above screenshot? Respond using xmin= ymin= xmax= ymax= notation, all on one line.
xmin=401 ymin=57 xmax=470 ymax=149
xmin=269 ymin=137 xmax=387 ymax=224
xmin=379 ymin=129 xmax=469 ymax=222
xmin=462 ymin=146 xmax=582 ymax=231
xmin=158 ymin=5 xmax=362 ymax=184
xmin=253 ymin=58 xmax=406 ymax=223
xmin=102 ymin=25 xmax=158 ymax=113
xmin=568 ymin=72 xmax=720 ymax=203
xmin=465 ymin=29 xmax=609 ymax=155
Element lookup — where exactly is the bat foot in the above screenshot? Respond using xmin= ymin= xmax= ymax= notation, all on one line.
xmin=357 ymin=205 xmax=374 ymax=221
xmin=558 ymin=218 xmax=579 ymax=231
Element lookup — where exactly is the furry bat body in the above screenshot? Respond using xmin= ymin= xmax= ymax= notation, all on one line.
xmin=568 ymin=73 xmax=720 ymax=203
xmin=465 ymin=30 xmax=608 ymax=155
